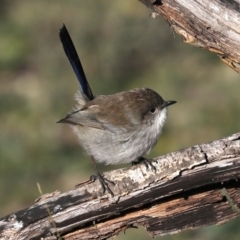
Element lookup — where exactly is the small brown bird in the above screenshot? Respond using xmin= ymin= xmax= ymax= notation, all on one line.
xmin=58 ymin=24 xmax=176 ymax=196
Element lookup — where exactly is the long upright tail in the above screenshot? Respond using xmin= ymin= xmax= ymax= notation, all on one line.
xmin=59 ymin=24 xmax=94 ymax=100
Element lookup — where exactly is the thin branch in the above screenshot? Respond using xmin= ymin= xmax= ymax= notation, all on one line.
xmin=140 ymin=0 xmax=240 ymax=72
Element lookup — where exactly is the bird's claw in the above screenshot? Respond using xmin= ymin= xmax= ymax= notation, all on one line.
xmin=90 ymin=173 xmax=115 ymax=197
xmin=132 ymin=157 xmax=156 ymax=172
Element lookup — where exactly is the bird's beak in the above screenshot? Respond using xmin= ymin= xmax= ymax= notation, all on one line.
xmin=163 ymin=100 xmax=177 ymax=108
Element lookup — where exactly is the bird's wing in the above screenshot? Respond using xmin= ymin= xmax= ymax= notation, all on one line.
xmin=57 ymin=108 xmax=105 ymax=130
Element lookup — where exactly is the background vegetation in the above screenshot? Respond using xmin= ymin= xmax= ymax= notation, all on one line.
xmin=0 ymin=1 xmax=239 ymax=239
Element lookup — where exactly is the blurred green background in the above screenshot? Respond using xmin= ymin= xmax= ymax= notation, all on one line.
xmin=0 ymin=0 xmax=239 ymax=239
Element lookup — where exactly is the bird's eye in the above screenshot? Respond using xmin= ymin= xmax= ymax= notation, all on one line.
xmin=150 ymin=108 xmax=156 ymax=113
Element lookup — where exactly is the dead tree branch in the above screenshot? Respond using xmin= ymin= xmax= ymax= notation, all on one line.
xmin=0 ymin=133 xmax=240 ymax=239
xmin=140 ymin=0 xmax=240 ymax=72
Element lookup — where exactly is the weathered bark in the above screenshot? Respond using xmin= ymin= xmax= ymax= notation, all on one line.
xmin=140 ymin=0 xmax=240 ymax=72
xmin=0 ymin=133 xmax=240 ymax=240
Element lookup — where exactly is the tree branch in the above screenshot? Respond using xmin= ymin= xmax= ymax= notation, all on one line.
xmin=0 ymin=133 xmax=240 ymax=239
xmin=139 ymin=0 xmax=240 ymax=72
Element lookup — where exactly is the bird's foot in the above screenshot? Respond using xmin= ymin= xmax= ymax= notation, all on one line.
xmin=90 ymin=173 xmax=115 ymax=197
xmin=132 ymin=156 xmax=156 ymax=172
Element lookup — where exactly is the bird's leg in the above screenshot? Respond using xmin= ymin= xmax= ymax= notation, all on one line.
xmin=132 ymin=156 xmax=156 ymax=172
xmin=90 ymin=156 xmax=115 ymax=197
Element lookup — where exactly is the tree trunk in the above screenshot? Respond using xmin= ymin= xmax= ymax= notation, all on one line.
xmin=0 ymin=133 xmax=240 ymax=240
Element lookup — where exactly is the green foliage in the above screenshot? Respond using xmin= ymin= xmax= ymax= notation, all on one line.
xmin=0 ymin=1 xmax=239 ymax=239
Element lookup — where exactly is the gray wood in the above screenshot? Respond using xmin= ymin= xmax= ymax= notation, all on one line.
xmin=140 ymin=0 xmax=240 ymax=72
xmin=0 ymin=133 xmax=240 ymax=239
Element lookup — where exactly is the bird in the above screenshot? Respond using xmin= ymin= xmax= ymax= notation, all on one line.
xmin=58 ymin=24 xmax=176 ymax=196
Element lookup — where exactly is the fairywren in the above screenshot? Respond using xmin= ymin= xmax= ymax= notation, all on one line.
xmin=58 ymin=25 xmax=176 ymax=196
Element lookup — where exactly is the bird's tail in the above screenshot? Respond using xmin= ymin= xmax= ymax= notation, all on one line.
xmin=59 ymin=24 xmax=94 ymax=101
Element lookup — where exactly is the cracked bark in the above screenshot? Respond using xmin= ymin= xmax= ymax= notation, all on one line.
xmin=139 ymin=0 xmax=240 ymax=72
xmin=0 ymin=133 xmax=240 ymax=240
